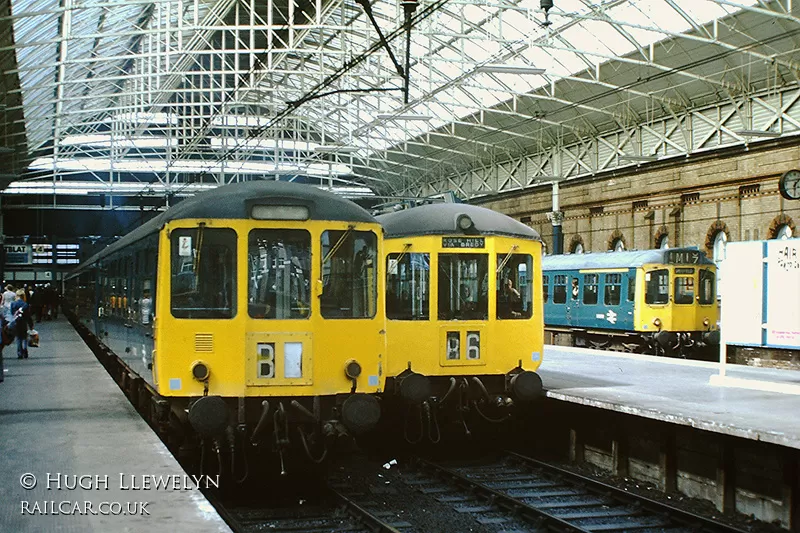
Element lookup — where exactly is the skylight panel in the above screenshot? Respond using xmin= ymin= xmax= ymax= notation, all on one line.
xmin=462 ymin=3 xmax=493 ymax=25
xmin=498 ymin=10 xmax=532 ymax=41
xmin=461 ymin=38 xmax=502 ymax=63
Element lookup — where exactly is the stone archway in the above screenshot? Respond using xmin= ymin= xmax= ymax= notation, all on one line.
xmin=568 ymin=234 xmax=585 ymax=254
xmin=705 ymin=221 xmax=730 ymax=255
xmin=653 ymin=225 xmax=669 ymax=249
xmin=767 ymin=214 xmax=796 ymax=239
xmin=607 ymin=230 xmax=627 ymax=251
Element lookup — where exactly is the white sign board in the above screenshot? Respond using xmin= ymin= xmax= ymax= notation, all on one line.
xmin=765 ymin=240 xmax=800 ymax=348
xmin=721 ymin=241 xmax=764 ymax=346
xmin=722 ymin=239 xmax=800 ymax=349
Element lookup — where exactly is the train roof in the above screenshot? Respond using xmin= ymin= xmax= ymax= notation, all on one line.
xmin=70 ymin=180 xmax=376 ymax=273
xmin=377 ymin=203 xmax=540 ymax=240
xmin=542 ymin=247 xmax=714 ymax=270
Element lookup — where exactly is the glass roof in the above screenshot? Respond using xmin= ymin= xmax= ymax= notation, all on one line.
xmin=1 ymin=0 xmax=798 ymax=200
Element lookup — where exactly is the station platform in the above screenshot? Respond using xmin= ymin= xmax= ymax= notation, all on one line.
xmin=539 ymin=345 xmax=800 ymax=449
xmin=0 ymin=318 xmax=232 ymax=532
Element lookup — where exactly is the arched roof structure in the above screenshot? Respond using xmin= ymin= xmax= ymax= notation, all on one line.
xmin=0 ymin=0 xmax=799 ymax=205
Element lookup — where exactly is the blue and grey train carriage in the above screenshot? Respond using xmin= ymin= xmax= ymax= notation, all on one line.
xmin=542 ymin=248 xmax=720 ymax=357
xmin=377 ymin=203 xmax=544 ymax=442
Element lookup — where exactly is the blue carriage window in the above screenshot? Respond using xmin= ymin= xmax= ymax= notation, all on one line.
xmin=674 ymin=276 xmax=695 ymax=305
xmin=627 ymin=274 xmax=636 ymax=301
xmin=248 ymin=230 xmax=311 ymax=319
xmin=387 ymin=253 xmax=430 ymax=320
xmin=583 ymin=274 xmax=598 ymax=305
xmin=542 ymin=275 xmax=549 ymax=303
xmin=645 ymin=269 xmax=669 ymax=305
xmin=171 ymin=227 xmax=237 ymax=319
xmin=699 ymin=269 xmax=715 ymax=305
xmin=604 ymin=273 xmax=621 ymax=305
xmin=497 ymin=253 xmax=533 ymax=320
xmin=553 ymin=274 xmax=567 ymax=304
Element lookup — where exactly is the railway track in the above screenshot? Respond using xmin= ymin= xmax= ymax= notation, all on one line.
xmin=407 ymin=451 xmax=749 ymax=532
xmin=211 ymin=484 xmax=409 ymax=533
xmin=209 ymin=450 xmax=758 ymax=533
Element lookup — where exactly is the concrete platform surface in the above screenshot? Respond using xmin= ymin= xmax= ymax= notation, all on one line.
xmin=0 ymin=318 xmax=232 ymax=532
xmin=540 ymin=345 xmax=800 ymax=449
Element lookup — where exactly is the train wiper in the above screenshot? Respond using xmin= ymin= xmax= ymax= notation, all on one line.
xmin=496 ymin=245 xmax=519 ymax=273
xmin=322 ymin=225 xmax=355 ymax=265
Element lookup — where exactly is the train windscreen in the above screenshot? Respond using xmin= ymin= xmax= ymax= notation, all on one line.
xmin=438 ymin=254 xmax=488 ymax=320
xmin=320 ymin=230 xmax=377 ymax=319
xmin=170 ymin=227 xmax=237 ymax=318
xmin=386 ymin=253 xmax=430 ymax=320
xmin=248 ymin=230 xmax=311 ymax=319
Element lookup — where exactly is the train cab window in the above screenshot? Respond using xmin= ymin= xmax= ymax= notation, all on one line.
xmin=553 ymin=275 xmax=567 ymax=304
xmin=320 ymin=230 xmax=377 ymax=318
xmin=248 ymin=230 xmax=311 ymax=319
xmin=438 ymin=254 xmax=488 ymax=320
xmin=497 ymin=254 xmax=533 ymax=320
xmin=645 ymin=269 xmax=669 ymax=305
xmin=604 ymin=273 xmax=622 ymax=305
xmin=699 ymin=269 xmax=716 ymax=305
xmin=542 ymin=275 xmax=549 ymax=303
xmin=674 ymin=276 xmax=695 ymax=305
xmin=583 ymin=274 xmax=599 ymax=305
xmin=386 ymin=253 xmax=430 ymax=320
xmin=171 ymin=227 xmax=237 ymax=319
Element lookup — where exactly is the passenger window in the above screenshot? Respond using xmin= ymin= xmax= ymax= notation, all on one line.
xmin=248 ymin=230 xmax=311 ymax=319
xmin=171 ymin=227 xmax=237 ymax=319
xmin=497 ymin=253 xmax=533 ymax=320
xmin=699 ymin=269 xmax=715 ymax=305
xmin=674 ymin=276 xmax=695 ymax=305
xmin=604 ymin=273 xmax=621 ymax=305
xmin=438 ymin=254 xmax=488 ymax=320
xmin=542 ymin=275 xmax=549 ymax=303
xmin=645 ymin=269 xmax=669 ymax=305
xmin=320 ymin=230 xmax=377 ymax=319
xmin=627 ymin=274 xmax=636 ymax=301
xmin=583 ymin=274 xmax=598 ymax=305
xmin=387 ymin=253 xmax=430 ymax=320
xmin=553 ymin=274 xmax=567 ymax=304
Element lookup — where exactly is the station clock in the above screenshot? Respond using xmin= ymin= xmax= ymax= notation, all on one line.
xmin=779 ymin=169 xmax=800 ymax=200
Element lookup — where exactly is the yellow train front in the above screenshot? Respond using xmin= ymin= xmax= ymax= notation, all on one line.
xmin=65 ymin=181 xmax=385 ymax=475
xmin=376 ymin=204 xmax=544 ymax=442
xmin=542 ymin=248 xmax=720 ymax=357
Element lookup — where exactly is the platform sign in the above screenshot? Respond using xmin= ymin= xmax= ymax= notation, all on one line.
xmin=765 ymin=240 xmax=800 ymax=348
xmin=723 ymin=239 xmax=800 ymax=349
xmin=4 ymin=244 xmax=32 ymax=265
xmin=721 ymin=241 xmax=763 ymax=346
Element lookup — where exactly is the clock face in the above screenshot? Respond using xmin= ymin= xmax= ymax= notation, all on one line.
xmin=779 ymin=170 xmax=800 ymax=200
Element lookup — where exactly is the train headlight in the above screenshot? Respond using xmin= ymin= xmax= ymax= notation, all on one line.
xmin=345 ymin=359 xmax=362 ymax=380
xmin=191 ymin=361 xmax=210 ymax=381
xmin=653 ymin=318 xmax=662 ymax=328
xmin=456 ymin=214 xmax=474 ymax=231
xmin=703 ymin=317 xmax=710 ymax=327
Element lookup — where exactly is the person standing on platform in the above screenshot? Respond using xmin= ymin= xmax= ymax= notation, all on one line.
xmin=10 ymin=289 xmax=33 ymax=359
xmin=2 ymin=284 xmax=15 ymax=322
xmin=29 ymin=285 xmax=43 ymax=323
